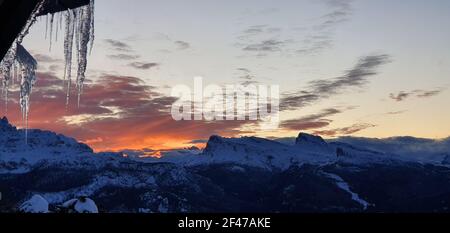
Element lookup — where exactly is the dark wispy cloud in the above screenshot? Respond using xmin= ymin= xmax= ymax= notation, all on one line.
xmin=389 ymin=92 xmax=411 ymax=102
xmin=237 ymin=68 xmax=251 ymax=73
xmin=104 ymin=39 xmax=133 ymax=52
xmin=297 ymin=0 xmax=353 ymax=55
xmin=175 ymin=41 xmax=190 ymax=50
xmin=48 ymin=64 xmax=61 ymax=72
xmin=281 ymin=54 xmax=391 ymax=111
xmin=280 ymin=108 xmax=342 ymax=131
xmin=389 ymin=89 xmax=444 ymax=102
xmin=236 ymin=67 xmax=254 ymax=80
xmin=107 ymin=54 xmax=140 ymax=60
xmin=128 ymin=62 xmax=160 ymax=70
xmin=243 ymin=39 xmax=287 ymax=52
xmin=104 ymin=39 xmax=142 ymax=62
xmin=235 ymin=68 xmax=260 ymax=86
xmin=314 ymin=123 xmax=376 ymax=137
xmin=416 ymin=89 xmax=443 ymax=98
xmin=239 ymin=25 xmax=282 ymax=40
xmin=188 ymin=139 xmax=209 ymax=144
xmin=386 ymin=110 xmax=407 ymax=115
xmin=236 ymin=1 xmax=353 ymax=57
xmin=236 ymin=24 xmax=289 ymax=57
xmin=33 ymin=54 xmax=62 ymax=63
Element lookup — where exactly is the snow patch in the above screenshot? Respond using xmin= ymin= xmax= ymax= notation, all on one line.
xmin=322 ymin=172 xmax=370 ymax=210
xmin=19 ymin=194 xmax=49 ymax=213
xmin=62 ymin=197 xmax=98 ymax=213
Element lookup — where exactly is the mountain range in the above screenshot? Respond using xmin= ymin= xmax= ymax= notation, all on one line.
xmin=1 ymin=116 xmax=450 ymax=213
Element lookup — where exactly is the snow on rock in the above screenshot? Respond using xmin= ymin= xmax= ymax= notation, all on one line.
xmin=334 ymin=136 xmax=450 ymax=164
xmin=0 ymin=116 xmax=95 ymax=173
xmin=154 ymin=134 xmax=336 ymax=170
xmin=158 ymin=197 xmax=169 ymax=213
xmin=42 ymin=174 xmax=157 ymax=204
xmin=19 ymin=194 xmax=49 ymax=213
xmin=322 ymin=172 xmax=370 ymax=210
xmin=442 ymin=154 xmax=450 ymax=165
xmin=62 ymin=197 xmax=98 ymax=213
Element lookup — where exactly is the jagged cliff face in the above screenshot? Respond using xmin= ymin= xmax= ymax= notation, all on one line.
xmin=2 ymin=121 xmax=450 ymax=213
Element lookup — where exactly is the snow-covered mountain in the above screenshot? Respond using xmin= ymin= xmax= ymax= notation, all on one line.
xmin=2 ymin=117 xmax=450 ymax=213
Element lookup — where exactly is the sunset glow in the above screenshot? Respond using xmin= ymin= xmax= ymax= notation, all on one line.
xmin=2 ymin=0 xmax=449 ymax=152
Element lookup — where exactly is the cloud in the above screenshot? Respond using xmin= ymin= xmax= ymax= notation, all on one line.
xmin=48 ymin=64 xmax=61 ymax=72
xmin=386 ymin=110 xmax=407 ymax=115
xmin=33 ymin=54 xmax=62 ymax=63
xmin=314 ymin=123 xmax=376 ymax=137
xmin=128 ymin=62 xmax=160 ymax=70
xmin=104 ymin=39 xmax=133 ymax=52
xmin=237 ymin=68 xmax=251 ymax=73
xmin=389 ymin=89 xmax=444 ymax=102
xmin=389 ymin=92 xmax=411 ymax=102
xmin=236 ymin=1 xmax=353 ymax=57
xmin=281 ymin=54 xmax=391 ymax=111
xmin=280 ymin=108 xmax=342 ymax=131
xmin=243 ymin=39 xmax=287 ymax=52
xmin=236 ymin=67 xmax=257 ymax=84
xmin=107 ymin=54 xmax=140 ymax=60
xmin=416 ymin=89 xmax=443 ymax=98
xmin=174 ymin=41 xmax=190 ymax=50
xmin=297 ymin=0 xmax=353 ymax=55
xmin=236 ymin=24 xmax=289 ymax=57
xmin=0 ymin=72 xmax=253 ymax=151
xmin=188 ymin=139 xmax=209 ymax=144
xmin=239 ymin=25 xmax=282 ymax=40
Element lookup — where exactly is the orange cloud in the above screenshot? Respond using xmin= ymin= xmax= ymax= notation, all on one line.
xmin=0 ymin=72 xmax=249 ymax=152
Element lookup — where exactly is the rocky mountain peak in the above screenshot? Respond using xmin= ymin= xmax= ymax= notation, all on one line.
xmin=295 ymin=133 xmax=326 ymax=146
xmin=0 ymin=116 xmax=16 ymax=131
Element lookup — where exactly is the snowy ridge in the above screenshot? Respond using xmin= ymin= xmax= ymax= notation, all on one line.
xmin=154 ymin=133 xmax=413 ymax=170
xmin=2 ymin=115 xmax=449 ymax=175
xmin=19 ymin=194 xmax=49 ymax=213
xmin=2 ymin=120 xmax=450 ymax=212
xmin=0 ymin=117 xmax=95 ymax=173
xmin=42 ymin=173 xmax=156 ymax=204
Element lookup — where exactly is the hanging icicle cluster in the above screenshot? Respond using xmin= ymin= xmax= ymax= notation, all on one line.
xmin=0 ymin=0 xmax=45 ymax=142
xmin=0 ymin=0 xmax=95 ymax=142
xmin=45 ymin=0 xmax=95 ymax=107
xmin=63 ymin=0 xmax=95 ymax=107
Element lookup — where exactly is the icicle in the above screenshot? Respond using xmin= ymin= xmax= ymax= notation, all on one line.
xmin=61 ymin=1 xmax=95 ymax=107
xmin=55 ymin=12 xmax=59 ymax=42
xmin=60 ymin=11 xmax=63 ymax=31
xmin=64 ymin=9 xmax=75 ymax=107
xmin=77 ymin=1 xmax=95 ymax=107
xmin=17 ymin=45 xmax=37 ymax=144
xmin=0 ymin=43 xmax=16 ymax=113
xmin=1 ymin=0 xmax=96 ymax=123
xmin=45 ymin=14 xmax=49 ymax=39
xmin=0 ymin=0 xmax=44 ymax=141
xmin=89 ymin=0 xmax=95 ymax=55
xmin=49 ymin=13 xmax=54 ymax=51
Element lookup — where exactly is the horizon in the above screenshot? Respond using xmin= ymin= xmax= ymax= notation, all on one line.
xmin=1 ymin=0 xmax=449 ymax=152
xmin=1 ymin=114 xmax=449 ymax=154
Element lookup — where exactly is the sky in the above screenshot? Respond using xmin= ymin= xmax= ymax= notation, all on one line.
xmin=2 ymin=0 xmax=450 ymax=152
